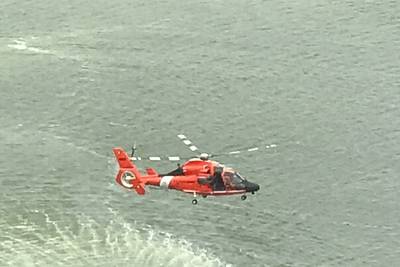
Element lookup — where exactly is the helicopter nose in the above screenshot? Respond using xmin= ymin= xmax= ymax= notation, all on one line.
xmin=245 ymin=181 xmax=260 ymax=193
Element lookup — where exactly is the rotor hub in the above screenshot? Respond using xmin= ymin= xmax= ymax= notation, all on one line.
xmin=199 ymin=153 xmax=209 ymax=160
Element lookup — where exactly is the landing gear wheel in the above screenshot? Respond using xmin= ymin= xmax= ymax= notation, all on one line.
xmin=192 ymin=199 xmax=198 ymax=205
xmin=241 ymin=195 xmax=247 ymax=201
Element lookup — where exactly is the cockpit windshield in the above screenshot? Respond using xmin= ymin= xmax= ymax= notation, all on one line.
xmin=222 ymin=170 xmax=246 ymax=190
xmin=233 ymin=172 xmax=245 ymax=183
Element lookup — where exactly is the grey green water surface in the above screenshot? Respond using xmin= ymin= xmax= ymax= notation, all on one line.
xmin=1 ymin=0 xmax=400 ymax=266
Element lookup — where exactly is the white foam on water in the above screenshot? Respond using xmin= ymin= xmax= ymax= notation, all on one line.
xmin=7 ymin=40 xmax=27 ymax=50
xmin=109 ymin=122 xmax=129 ymax=128
xmin=0 ymin=210 xmax=229 ymax=267
xmin=8 ymin=39 xmax=51 ymax=54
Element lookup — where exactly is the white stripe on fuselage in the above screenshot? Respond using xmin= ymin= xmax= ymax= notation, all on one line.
xmin=160 ymin=176 xmax=173 ymax=189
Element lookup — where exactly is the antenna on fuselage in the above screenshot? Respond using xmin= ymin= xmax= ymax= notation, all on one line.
xmin=130 ymin=142 xmax=137 ymax=157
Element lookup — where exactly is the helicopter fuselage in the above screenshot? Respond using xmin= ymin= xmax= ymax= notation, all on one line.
xmin=113 ymin=147 xmax=260 ymax=203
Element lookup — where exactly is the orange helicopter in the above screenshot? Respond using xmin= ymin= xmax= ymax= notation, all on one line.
xmin=113 ymin=134 xmax=276 ymax=204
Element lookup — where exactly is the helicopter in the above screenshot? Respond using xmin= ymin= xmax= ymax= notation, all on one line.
xmin=113 ymin=134 xmax=276 ymax=204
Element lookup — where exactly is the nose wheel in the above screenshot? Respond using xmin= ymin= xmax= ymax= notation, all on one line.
xmin=241 ymin=195 xmax=247 ymax=201
xmin=192 ymin=192 xmax=198 ymax=205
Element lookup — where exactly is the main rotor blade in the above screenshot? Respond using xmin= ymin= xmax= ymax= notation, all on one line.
xmin=177 ymin=134 xmax=199 ymax=152
xmin=211 ymin=143 xmax=277 ymax=157
xmin=129 ymin=156 xmax=188 ymax=161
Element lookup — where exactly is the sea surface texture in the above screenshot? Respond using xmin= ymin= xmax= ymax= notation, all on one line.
xmin=1 ymin=0 xmax=399 ymax=266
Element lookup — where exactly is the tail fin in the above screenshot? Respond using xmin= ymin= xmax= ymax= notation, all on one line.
xmin=113 ymin=147 xmax=145 ymax=195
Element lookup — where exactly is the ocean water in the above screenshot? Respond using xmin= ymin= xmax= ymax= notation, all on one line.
xmin=1 ymin=0 xmax=400 ymax=266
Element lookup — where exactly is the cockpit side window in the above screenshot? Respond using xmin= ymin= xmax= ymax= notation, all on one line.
xmin=232 ymin=172 xmax=245 ymax=184
xmin=222 ymin=171 xmax=245 ymax=190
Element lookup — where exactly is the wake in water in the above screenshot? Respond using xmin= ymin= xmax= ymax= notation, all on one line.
xmin=0 ymin=207 xmax=228 ymax=267
xmin=0 ymin=126 xmax=229 ymax=266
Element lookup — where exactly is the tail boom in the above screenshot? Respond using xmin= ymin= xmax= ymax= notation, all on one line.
xmin=113 ymin=147 xmax=146 ymax=195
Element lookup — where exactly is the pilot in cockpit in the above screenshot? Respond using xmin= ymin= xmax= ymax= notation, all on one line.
xmin=222 ymin=171 xmax=235 ymax=190
xmin=210 ymin=166 xmax=225 ymax=191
